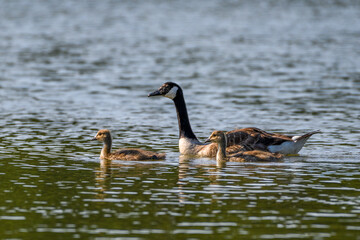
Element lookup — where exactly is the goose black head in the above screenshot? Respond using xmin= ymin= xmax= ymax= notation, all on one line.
xmin=148 ymin=82 xmax=181 ymax=100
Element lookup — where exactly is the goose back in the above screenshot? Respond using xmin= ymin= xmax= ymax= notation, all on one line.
xmin=225 ymin=127 xmax=293 ymax=150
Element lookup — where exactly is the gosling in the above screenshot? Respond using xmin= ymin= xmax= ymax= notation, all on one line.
xmin=92 ymin=129 xmax=166 ymax=161
xmin=205 ymin=130 xmax=284 ymax=162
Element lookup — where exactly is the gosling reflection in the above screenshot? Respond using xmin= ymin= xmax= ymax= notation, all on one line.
xmin=94 ymin=159 xmax=115 ymax=199
xmin=94 ymin=159 xmax=163 ymax=200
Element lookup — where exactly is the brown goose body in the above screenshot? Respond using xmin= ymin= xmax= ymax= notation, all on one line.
xmin=206 ymin=131 xmax=284 ymax=162
xmin=92 ymin=129 xmax=166 ymax=161
xmin=148 ymin=82 xmax=320 ymax=156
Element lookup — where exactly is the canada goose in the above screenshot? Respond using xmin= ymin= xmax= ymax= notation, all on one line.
xmin=92 ymin=129 xmax=166 ymax=160
xmin=148 ymin=82 xmax=320 ymax=156
xmin=205 ymin=130 xmax=284 ymax=162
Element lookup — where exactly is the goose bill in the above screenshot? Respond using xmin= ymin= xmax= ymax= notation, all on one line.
xmin=148 ymin=90 xmax=162 ymax=97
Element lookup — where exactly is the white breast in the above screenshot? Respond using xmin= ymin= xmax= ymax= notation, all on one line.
xmin=179 ymin=137 xmax=197 ymax=155
xmin=179 ymin=137 xmax=207 ymax=156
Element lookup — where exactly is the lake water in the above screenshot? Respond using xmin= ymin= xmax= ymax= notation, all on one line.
xmin=1 ymin=0 xmax=360 ymax=239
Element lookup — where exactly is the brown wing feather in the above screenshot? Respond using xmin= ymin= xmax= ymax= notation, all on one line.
xmin=225 ymin=127 xmax=293 ymax=151
xmin=226 ymin=144 xmax=251 ymax=154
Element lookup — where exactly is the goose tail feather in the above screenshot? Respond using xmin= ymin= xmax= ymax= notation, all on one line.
xmin=292 ymin=130 xmax=321 ymax=142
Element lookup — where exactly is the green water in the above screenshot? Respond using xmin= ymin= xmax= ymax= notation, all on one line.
xmin=2 ymin=156 xmax=360 ymax=239
xmin=1 ymin=0 xmax=360 ymax=239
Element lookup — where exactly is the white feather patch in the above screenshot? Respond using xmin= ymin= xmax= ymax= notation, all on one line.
xmin=292 ymin=136 xmax=301 ymax=141
xmin=268 ymin=137 xmax=309 ymax=155
xmin=164 ymin=86 xmax=178 ymax=99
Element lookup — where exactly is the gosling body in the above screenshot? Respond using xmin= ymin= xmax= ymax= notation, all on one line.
xmin=92 ymin=129 xmax=166 ymax=161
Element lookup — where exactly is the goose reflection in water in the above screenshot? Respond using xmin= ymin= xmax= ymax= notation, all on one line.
xmin=177 ymin=155 xmax=228 ymax=204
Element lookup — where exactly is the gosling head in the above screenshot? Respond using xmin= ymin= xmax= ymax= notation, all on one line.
xmin=205 ymin=131 xmax=226 ymax=144
xmin=148 ymin=82 xmax=181 ymax=100
xmin=92 ymin=129 xmax=112 ymax=142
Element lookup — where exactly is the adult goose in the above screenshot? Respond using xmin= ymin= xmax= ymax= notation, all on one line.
xmin=205 ymin=130 xmax=284 ymax=162
xmin=92 ymin=129 xmax=166 ymax=160
xmin=148 ymin=82 xmax=320 ymax=156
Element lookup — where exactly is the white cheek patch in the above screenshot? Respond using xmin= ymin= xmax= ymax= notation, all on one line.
xmin=164 ymin=86 xmax=178 ymax=99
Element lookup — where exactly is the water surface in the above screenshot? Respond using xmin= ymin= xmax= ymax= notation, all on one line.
xmin=1 ymin=0 xmax=360 ymax=239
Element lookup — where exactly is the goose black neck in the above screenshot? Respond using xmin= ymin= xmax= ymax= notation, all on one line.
xmin=172 ymin=91 xmax=198 ymax=140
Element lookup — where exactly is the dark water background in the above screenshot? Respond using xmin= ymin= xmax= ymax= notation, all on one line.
xmin=1 ymin=0 xmax=360 ymax=239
